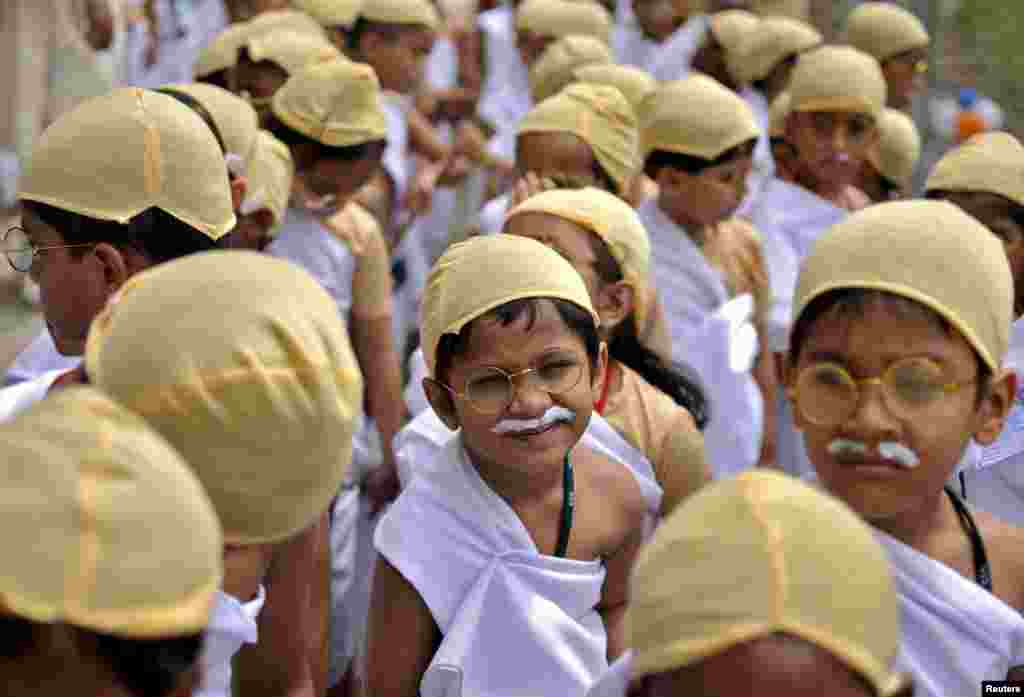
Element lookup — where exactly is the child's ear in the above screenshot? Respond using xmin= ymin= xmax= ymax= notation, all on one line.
xmin=973 ymin=369 xmax=1017 ymax=446
xmin=423 ymin=378 xmax=460 ymax=431
xmin=590 ymin=342 xmax=609 ymax=396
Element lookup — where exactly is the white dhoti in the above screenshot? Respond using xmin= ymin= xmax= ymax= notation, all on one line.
xmin=376 ymin=437 xmax=610 ymax=697
xmin=876 ymin=530 xmax=1024 ymax=697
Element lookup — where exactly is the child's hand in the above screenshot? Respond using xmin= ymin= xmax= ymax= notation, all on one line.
xmin=510 ymin=172 xmax=559 ymax=207
xmin=364 ymin=465 xmax=401 ymax=515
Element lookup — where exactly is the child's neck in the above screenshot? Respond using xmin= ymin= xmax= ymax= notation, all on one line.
xmin=785 ymin=163 xmax=848 ymax=207
xmin=867 ymin=488 xmax=956 ymax=553
xmin=658 ymin=197 xmax=716 ymax=246
xmin=466 ymin=443 xmax=567 ymax=506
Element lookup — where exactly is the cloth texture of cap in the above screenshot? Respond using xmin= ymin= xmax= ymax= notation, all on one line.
xmin=85 ymin=250 xmax=364 ymax=545
xmin=163 ymin=83 xmax=260 ymax=164
xmin=868 ymin=108 xmax=920 ymax=188
xmin=529 ymin=35 xmax=614 ymax=103
xmin=708 ymin=10 xmax=759 ymax=85
xmin=573 ymin=64 xmax=657 ymax=112
xmin=518 ymin=83 xmax=639 ymax=195
xmin=925 ymin=131 xmax=1024 ymax=208
xmin=194 ymin=22 xmax=251 ymax=78
xmin=640 ymin=74 xmax=760 ymax=161
xmin=244 ymin=29 xmax=342 ymax=75
xmin=241 ymin=130 xmax=295 ymax=232
xmin=359 ymin=0 xmax=440 ymax=29
xmin=515 ymin=0 xmax=612 ymax=46
xmin=844 ymin=2 xmax=929 ymax=62
xmin=0 ymin=386 xmax=222 ymax=639
xmin=505 ymin=187 xmax=651 ymax=331
xmin=421 ymin=235 xmax=599 ymax=376
xmin=735 ymin=16 xmax=820 ymax=85
xmin=292 ymin=0 xmax=363 ymax=27
xmin=18 ymin=87 xmax=235 ymax=240
xmin=272 ymin=58 xmax=388 ymax=147
xmin=794 ymin=200 xmax=1013 ymax=372
xmin=751 ymin=0 xmax=810 ymax=21
xmin=627 ymin=469 xmax=907 ymax=697
xmin=788 ymin=45 xmax=886 ymax=118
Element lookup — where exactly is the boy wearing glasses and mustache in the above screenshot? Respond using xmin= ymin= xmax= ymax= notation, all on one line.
xmin=365 ymin=234 xmax=646 ymax=697
xmin=785 ymin=201 xmax=1024 ymax=697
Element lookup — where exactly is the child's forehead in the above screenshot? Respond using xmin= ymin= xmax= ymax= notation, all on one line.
xmin=455 ymin=302 xmax=585 ymax=368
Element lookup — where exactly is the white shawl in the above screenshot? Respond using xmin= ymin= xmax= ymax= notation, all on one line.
xmin=876 ymin=530 xmax=1024 ymax=697
xmin=376 ymin=437 xmax=610 ymax=697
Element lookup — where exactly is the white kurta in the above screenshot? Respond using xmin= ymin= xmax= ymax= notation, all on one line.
xmin=876 ymin=530 xmax=1024 ymax=697
xmin=268 ymin=207 xmax=357 ymax=316
xmin=738 ymin=87 xmax=774 ymax=216
xmin=5 ymin=330 xmax=80 ymax=385
xmin=585 ymin=651 xmax=632 ymax=697
xmin=194 ymin=586 xmax=266 ymax=697
xmin=477 ymin=191 xmax=510 ymax=236
xmin=376 ymin=436 xmax=610 ymax=697
xmin=476 ymin=5 xmax=531 ymax=160
xmin=0 ymin=368 xmax=64 ymax=422
xmin=964 ymin=318 xmax=1024 ymax=525
xmin=638 ymin=199 xmax=762 ymax=475
xmin=646 ymin=14 xmax=707 ymax=82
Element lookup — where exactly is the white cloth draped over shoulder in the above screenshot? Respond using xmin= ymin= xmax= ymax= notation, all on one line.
xmin=0 ymin=368 xmax=65 ymax=423
xmin=6 ymin=330 xmax=80 ymax=385
xmin=737 ymin=87 xmax=774 ymax=217
xmin=585 ymin=651 xmax=632 ymax=697
xmin=875 ymin=530 xmax=1024 ymax=697
xmin=639 ymin=199 xmax=762 ymax=476
xmin=375 ymin=437 xmax=610 ymax=697
xmin=195 ymin=585 xmax=266 ymax=697
xmin=744 ymin=176 xmax=845 ymax=352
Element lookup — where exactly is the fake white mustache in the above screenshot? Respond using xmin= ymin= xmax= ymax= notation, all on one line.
xmin=827 ymin=438 xmax=920 ymax=469
xmin=492 ymin=406 xmax=575 ymax=435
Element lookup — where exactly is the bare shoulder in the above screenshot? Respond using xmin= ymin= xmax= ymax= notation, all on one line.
xmin=974 ymin=508 xmax=1024 ymax=611
xmin=573 ymin=442 xmax=647 ymax=526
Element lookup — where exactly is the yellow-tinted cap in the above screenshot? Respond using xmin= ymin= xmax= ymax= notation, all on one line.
xmin=85 ymin=251 xmax=363 ymax=545
xmin=925 ymin=131 xmax=1024 ymax=208
xmin=242 ymin=130 xmax=295 ymax=232
xmin=272 ymin=58 xmax=388 ymax=147
xmin=194 ymin=22 xmax=251 ymax=78
xmin=421 ymin=235 xmax=599 ymax=376
xmin=529 ymin=35 xmax=614 ymax=103
xmin=708 ymin=10 xmax=760 ymax=85
xmin=292 ymin=0 xmax=363 ymax=27
xmin=572 ymin=64 xmax=657 ymax=113
xmin=627 ymin=470 xmax=907 ymax=697
xmin=244 ymin=29 xmax=342 ymax=75
xmin=162 ymin=83 xmax=260 ymax=163
xmin=640 ymin=74 xmax=760 ymax=161
xmin=359 ymin=0 xmax=440 ymax=30
xmin=518 ymin=83 xmax=639 ymax=195
xmin=794 ymin=200 xmax=1012 ymax=372
xmin=0 ymin=387 xmax=222 ymax=639
xmin=515 ymin=0 xmax=612 ymax=46
xmin=788 ymin=45 xmax=886 ymax=118
xmin=735 ymin=16 xmax=821 ymax=85
xmin=751 ymin=0 xmax=810 ymax=22
xmin=845 ymin=2 xmax=929 ymax=63
xmin=505 ymin=187 xmax=651 ymax=330
xmin=867 ymin=108 xmax=920 ymax=189
xmin=249 ymin=8 xmax=331 ymax=38
xmin=18 ymin=88 xmax=235 ymax=240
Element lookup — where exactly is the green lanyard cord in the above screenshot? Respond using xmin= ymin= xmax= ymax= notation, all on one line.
xmin=554 ymin=451 xmax=574 ymax=558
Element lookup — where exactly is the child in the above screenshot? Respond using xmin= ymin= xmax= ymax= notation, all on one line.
xmin=0 ymin=88 xmax=234 ymax=405
xmin=229 ymin=129 xmax=294 ymax=250
xmin=689 ymin=9 xmax=758 ymax=92
xmin=366 ymin=234 xmax=647 ymax=697
xmin=504 ymin=187 xmax=711 ymax=515
xmin=0 ymin=387 xmax=223 ymax=697
xmin=860 ymin=108 xmax=920 ymax=203
xmin=528 ymin=34 xmax=614 ymax=105
xmin=844 ymin=2 xmax=929 ymax=112
xmin=590 ymin=470 xmax=912 ymax=697
xmin=785 ymin=200 xmax=1024 ymax=696
xmin=638 ymin=74 xmax=775 ymax=472
xmin=84 ymin=250 xmax=364 ymax=697
xmin=925 ymin=132 xmax=1024 ymax=525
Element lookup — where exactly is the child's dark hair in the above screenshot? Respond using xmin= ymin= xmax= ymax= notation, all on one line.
xmin=788 ymin=288 xmax=991 ymax=402
xmin=925 ymin=189 xmax=1024 ymax=230
xmin=644 ymin=138 xmax=756 ymax=179
xmin=586 ymin=234 xmax=710 ymax=428
xmin=347 ymin=17 xmax=422 ymax=51
xmin=195 ymin=70 xmax=231 ymax=91
xmin=22 ymin=201 xmax=220 ymax=265
xmin=265 ymin=114 xmax=386 ymax=164
xmin=434 ymin=298 xmax=601 ymax=385
xmin=0 ymin=615 xmax=202 ymax=697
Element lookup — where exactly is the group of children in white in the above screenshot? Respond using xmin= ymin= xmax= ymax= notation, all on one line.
xmin=3 ymin=0 xmax=1024 ymax=696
